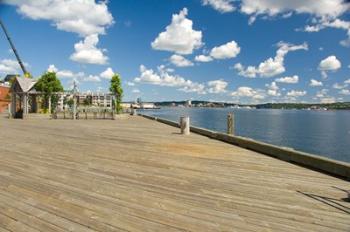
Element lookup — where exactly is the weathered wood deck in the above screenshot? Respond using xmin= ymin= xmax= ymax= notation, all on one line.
xmin=0 ymin=115 xmax=349 ymax=231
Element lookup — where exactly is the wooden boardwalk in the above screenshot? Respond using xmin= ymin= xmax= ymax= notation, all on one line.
xmin=0 ymin=115 xmax=349 ymax=231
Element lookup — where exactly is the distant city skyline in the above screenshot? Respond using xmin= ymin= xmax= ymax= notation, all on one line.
xmin=0 ymin=0 xmax=350 ymax=103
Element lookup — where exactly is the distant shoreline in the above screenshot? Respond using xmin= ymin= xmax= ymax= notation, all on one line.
xmin=146 ymin=101 xmax=350 ymax=110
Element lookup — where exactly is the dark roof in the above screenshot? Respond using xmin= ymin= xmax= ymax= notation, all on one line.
xmin=3 ymin=74 xmax=20 ymax=82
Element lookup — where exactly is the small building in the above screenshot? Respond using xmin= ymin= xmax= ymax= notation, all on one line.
xmin=0 ymin=84 xmax=10 ymax=113
xmin=9 ymin=76 xmax=38 ymax=118
xmin=185 ymin=100 xmax=192 ymax=107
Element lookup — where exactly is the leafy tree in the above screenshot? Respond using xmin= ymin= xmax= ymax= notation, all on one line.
xmin=35 ymin=72 xmax=63 ymax=113
xmin=65 ymin=98 xmax=74 ymax=108
xmin=83 ymin=97 xmax=91 ymax=106
xmin=109 ymin=73 xmax=123 ymax=114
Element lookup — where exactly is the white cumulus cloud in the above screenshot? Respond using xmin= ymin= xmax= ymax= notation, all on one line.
xmin=240 ymin=0 xmax=349 ymax=24
xmin=275 ymin=75 xmax=299 ymax=84
xmin=234 ymin=42 xmax=308 ymax=78
xmin=309 ymin=79 xmax=323 ymax=87
xmin=6 ymin=0 xmax=114 ymax=65
xmin=195 ymin=55 xmax=213 ymax=62
xmin=286 ymin=90 xmax=306 ymax=97
xmin=47 ymin=64 xmax=77 ymax=79
xmin=169 ymin=54 xmax=194 ymax=67
xmin=195 ymin=40 xmax=240 ymax=63
xmin=304 ymin=19 xmax=350 ymax=47
xmin=231 ymin=86 xmax=265 ymax=100
xmin=207 ymin=79 xmax=228 ymax=93
xmin=332 ymin=83 xmax=348 ymax=89
xmin=339 ymin=89 xmax=350 ymax=95
xmin=134 ymin=65 xmax=206 ymax=94
xmin=0 ymin=59 xmax=29 ymax=74
xmin=46 ymin=64 xmax=119 ymax=83
xmin=210 ymin=41 xmax=241 ymax=59
xmin=151 ymin=8 xmax=203 ymax=55
xmin=70 ymin=34 xmax=108 ymax=65
xmin=319 ymin=55 xmax=342 ymax=71
xmin=202 ymin=0 xmax=235 ymax=13
xmin=47 ymin=64 xmax=58 ymax=73
xmin=266 ymin=81 xmax=280 ymax=96
xmin=100 ymin=67 xmax=114 ymax=79
xmin=318 ymin=55 xmax=341 ymax=78
xmin=5 ymin=0 xmax=114 ymax=37
xmin=83 ymin=75 xmax=101 ymax=82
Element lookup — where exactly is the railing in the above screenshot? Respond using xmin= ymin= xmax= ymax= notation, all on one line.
xmin=52 ymin=107 xmax=115 ymax=120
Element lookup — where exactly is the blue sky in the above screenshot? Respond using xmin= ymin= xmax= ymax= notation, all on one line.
xmin=0 ymin=0 xmax=350 ymax=103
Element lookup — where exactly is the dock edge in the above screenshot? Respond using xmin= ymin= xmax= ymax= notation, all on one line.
xmin=140 ymin=114 xmax=350 ymax=180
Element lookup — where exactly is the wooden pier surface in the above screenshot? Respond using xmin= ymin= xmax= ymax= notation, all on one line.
xmin=0 ymin=115 xmax=349 ymax=231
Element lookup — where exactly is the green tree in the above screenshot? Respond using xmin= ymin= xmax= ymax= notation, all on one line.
xmin=109 ymin=73 xmax=123 ymax=114
xmin=83 ymin=97 xmax=91 ymax=106
xmin=65 ymin=98 xmax=74 ymax=108
xmin=35 ymin=72 xmax=63 ymax=113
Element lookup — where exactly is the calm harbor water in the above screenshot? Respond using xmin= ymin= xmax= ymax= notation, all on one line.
xmin=141 ymin=107 xmax=350 ymax=163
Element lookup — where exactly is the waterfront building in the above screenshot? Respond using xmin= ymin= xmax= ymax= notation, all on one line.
xmin=57 ymin=92 xmax=113 ymax=111
xmin=0 ymin=83 xmax=10 ymax=113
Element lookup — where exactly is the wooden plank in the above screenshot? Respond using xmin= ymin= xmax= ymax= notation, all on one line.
xmin=0 ymin=116 xmax=349 ymax=231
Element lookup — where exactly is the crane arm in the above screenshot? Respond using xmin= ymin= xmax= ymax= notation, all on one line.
xmin=0 ymin=19 xmax=29 ymax=77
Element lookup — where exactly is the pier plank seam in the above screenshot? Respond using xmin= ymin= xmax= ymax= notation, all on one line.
xmin=0 ymin=116 xmax=349 ymax=231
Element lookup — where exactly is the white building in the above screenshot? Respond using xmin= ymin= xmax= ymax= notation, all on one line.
xmin=57 ymin=92 xmax=114 ymax=111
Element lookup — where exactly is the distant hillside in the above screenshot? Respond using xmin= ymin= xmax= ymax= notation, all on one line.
xmin=255 ymin=102 xmax=350 ymax=110
xmin=153 ymin=101 xmax=350 ymax=110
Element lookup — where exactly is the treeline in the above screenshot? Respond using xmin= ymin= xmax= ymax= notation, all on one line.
xmin=154 ymin=101 xmax=350 ymax=110
xmin=255 ymin=102 xmax=350 ymax=110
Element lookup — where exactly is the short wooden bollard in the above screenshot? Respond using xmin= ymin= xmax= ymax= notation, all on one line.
xmin=180 ymin=116 xmax=190 ymax=135
xmin=227 ymin=113 xmax=234 ymax=135
xmin=131 ymin=108 xmax=137 ymax=116
xmin=73 ymin=98 xmax=76 ymax=120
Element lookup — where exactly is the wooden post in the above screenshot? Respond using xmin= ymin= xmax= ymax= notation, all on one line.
xmin=8 ymin=103 xmax=11 ymax=118
xmin=180 ymin=116 xmax=190 ymax=135
xmin=73 ymin=96 xmax=76 ymax=120
xmin=48 ymin=95 xmax=51 ymax=115
xmin=11 ymin=92 xmax=16 ymax=118
xmin=23 ymin=94 xmax=27 ymax=115
xmin=227 ymin=112 xmax=234 ymax=135
xmin=111 ymin=109 xmax=115 ymax=120
xmin=32 ymin=95 xmax=37 ymax=113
